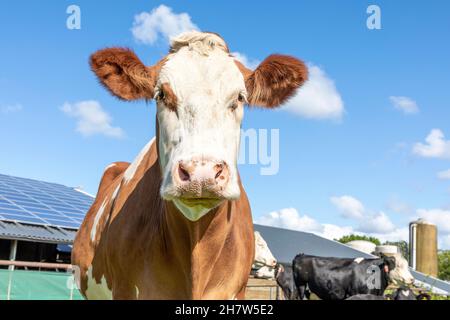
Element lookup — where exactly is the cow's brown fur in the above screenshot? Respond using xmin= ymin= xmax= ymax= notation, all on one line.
xmin=72 ymin=138 xmax=255 ymax=299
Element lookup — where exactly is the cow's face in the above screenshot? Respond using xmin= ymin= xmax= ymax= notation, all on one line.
xmin=90 ymin=32 xmax=307 ymax=221
xmin=388 ymin=254 xmax=415 ymax=285
xmin=254 ymin=231 xmax=277 ymax=268
xmin=155 ymin=35 xmax=246 ymax=217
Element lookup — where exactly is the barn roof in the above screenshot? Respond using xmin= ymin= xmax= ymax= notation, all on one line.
xmin=0 ymin=173 xmax=93 ymax=243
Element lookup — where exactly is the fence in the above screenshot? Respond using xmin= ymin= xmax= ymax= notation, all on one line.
xmin=0 ymin=260 xmax=84 ymax=300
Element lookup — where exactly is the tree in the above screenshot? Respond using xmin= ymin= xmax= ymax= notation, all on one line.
xmin=438 ymin=250 xmax=450 ymax=281
xmin=336 ymin=235 xmax=381 ymax=246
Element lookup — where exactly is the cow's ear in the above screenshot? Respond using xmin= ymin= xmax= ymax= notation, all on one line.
xmin=237 ymin=55 xmax=308 ymax=108
xmin=90 ymin=47 xmax=158 ymax=101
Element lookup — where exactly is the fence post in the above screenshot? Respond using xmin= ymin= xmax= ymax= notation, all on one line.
xmin=8 ymin=240 xmax=18 ymax=271
xmin=6 ymin=270 xmax=13 ymax=300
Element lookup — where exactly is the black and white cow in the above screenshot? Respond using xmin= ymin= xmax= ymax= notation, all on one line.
xmin=274 ymin=264 xmax=302 ymax=300
xmin=292 ymin=254 xmax=399 ymax=300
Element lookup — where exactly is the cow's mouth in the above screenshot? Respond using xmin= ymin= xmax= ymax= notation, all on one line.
xmin=178 ymin=197 xmax=222 ymax=208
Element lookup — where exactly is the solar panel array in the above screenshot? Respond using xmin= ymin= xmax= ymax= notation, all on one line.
xmin=0 ymin=173 xmax=93 ymax=229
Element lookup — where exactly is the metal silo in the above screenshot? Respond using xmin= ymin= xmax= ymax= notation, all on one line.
xmin=409 ymin=219 xmax=438 ymax=277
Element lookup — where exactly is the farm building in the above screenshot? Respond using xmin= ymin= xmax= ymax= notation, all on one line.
xmin=0 ymin=172 xmax=449 ymax=299
xmin=0 ymin=173 xmax=93 ymax=299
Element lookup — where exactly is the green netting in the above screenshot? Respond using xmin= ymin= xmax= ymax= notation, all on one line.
xmin=0 ymin=269 xmax=85 ymax=300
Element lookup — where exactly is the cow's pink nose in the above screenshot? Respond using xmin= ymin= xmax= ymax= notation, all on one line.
xmin=176 ymin=159 xmax=229 ymax=186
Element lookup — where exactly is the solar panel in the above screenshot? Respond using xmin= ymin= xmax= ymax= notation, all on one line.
xmin=0 ymin=173 xmax=94 ymax=230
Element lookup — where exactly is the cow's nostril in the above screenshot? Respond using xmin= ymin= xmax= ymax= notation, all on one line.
xmin=178 ymin=163 xmax=190 ymax=182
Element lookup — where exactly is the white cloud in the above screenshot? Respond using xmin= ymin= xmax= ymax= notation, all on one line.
xmin=131 ymin=5 xmax=198 ymax=45
xmin=417 ymin=209 xmax=450 ymax=234
xmin=61 ymin=100 xmax=124 ymax=139
xmin=1 ymin=104 xmax=22 ymax=114
xmin=413 ymin=129 xmax=450 ymax=159
xmin=255 ymin=207 xmax=406 ymax=243
xmin=330 ymin=195 xmax=365 ymax=219
xmin=389 ymin=96 xmax=419 ymax=114
xmin=255 ymin=208 xmax=355 ymax=241
xmin=321 ymin=224 xmax=355 ymax=241
xmin=437 ymin=169 xmax=450 ymax=180
xmin=357 ymin=211 xmax=396 ymax=234
xmin=256 ymin=208 xmax=323 ymax=233
xmin=368 ymin=227 xmax=410 ymax=244
xmin=284 ymin=63 xmax=344 ymax=120
xmin=231 ymin=52 xmax=260 ymax=69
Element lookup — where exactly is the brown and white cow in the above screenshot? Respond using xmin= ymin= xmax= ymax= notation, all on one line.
xmin=72 ymin=31 xmax=307 ymax=300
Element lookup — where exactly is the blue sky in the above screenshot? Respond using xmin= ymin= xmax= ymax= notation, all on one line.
xmin=1 ymin=1 xmax=450 ymax=248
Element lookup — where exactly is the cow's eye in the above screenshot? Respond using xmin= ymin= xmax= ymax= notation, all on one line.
xmin=238 ymin=93 xmax=246 ymax=103
xmin=154 ymin=88 xmax=165 ymax=101
xmin=157 ymin=90 xmax=165 ymax=101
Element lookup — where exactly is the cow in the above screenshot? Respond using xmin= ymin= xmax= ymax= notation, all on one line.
xmin=253 ymin=231 xmax=277 ymax=269
xmin=274 ymin=264 xmax=301 ymax=300
xmin=71 ymin=31 xmax=308 ymax=300
xmin=292 ymin=254 xmax=399 ymax=300
xmin=383 ymin=253 xmax=415 ymax=286
xmin=252 ymin=231 xmax=277 ymax=279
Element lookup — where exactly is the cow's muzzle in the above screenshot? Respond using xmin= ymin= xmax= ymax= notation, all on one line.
xmin=172 ymin=158 xmax=230 ymax=201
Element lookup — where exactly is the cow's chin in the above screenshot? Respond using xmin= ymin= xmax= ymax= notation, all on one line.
xmin=173 ymin=198 xmax=223 ymax=221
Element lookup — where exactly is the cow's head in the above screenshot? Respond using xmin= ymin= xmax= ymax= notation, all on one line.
xmin=386 ymin=253 xmax=415 ymax=285
xmin=90 ymin=31 xmax=307 ymax=221
xmin=254 ymin=231 xmax=277 ymax=268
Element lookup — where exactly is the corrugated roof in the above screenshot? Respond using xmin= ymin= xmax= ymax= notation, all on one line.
xmin=0 ymin=220 xmax=77 ymax=244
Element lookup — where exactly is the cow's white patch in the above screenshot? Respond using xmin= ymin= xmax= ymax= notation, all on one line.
xmin=157 ymin=32 xmax=245 ymax=212
xmin=85 ymin=266 xmax=113 ymax=300
xmin=105 ymin=163 xmax=116 ymax=171
xmin=255 ymin=266 xmax=275 ymax=279
xmin=111 ymin=183 xmax=121 ymax=201
xmin=90 ymin=199 xmax=108 ymax=242
xmin=402 ymin=290 xmax=410 ymax=297
xmin=354 ymin=257 xmax=365 ymax=264
xmin=123 ymin=137 xmax=155 ymax=184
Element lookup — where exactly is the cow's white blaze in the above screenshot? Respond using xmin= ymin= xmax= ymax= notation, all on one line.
xmin=85 ymin=266 xmax=113 ymax=300
xmin=123 ymin=137 xmax=155 ymax=184
xmin=157 ymin=32 xmax=246 ymax=221
xmin=90 ymin=199 xmax=108 ymax=242
xmin=253 ymin=231 xmax=277 ymax=267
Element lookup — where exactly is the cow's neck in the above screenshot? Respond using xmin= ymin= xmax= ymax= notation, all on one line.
xmin=161 ymin=199 xmax=233 ymax=298
xmin=153 ymin=130 xmax=236 ymax=298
